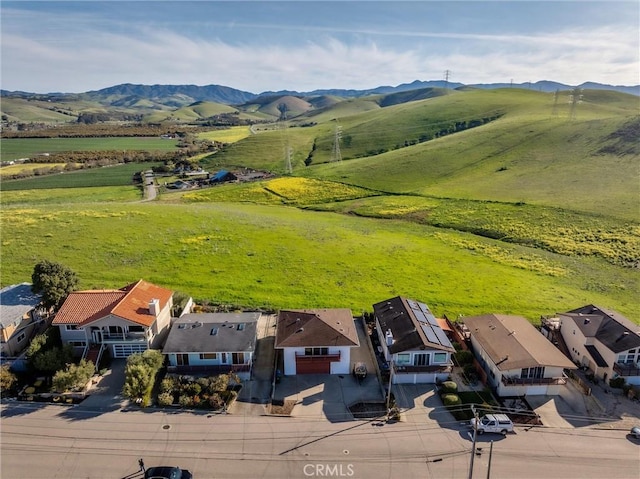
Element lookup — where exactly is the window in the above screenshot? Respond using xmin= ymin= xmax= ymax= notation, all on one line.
xmin=210 ymin=328 xmax=219 ymax=336
xmin=16 ymin=332 xmax=26 ymax=343
xmin=199 ymin=353 xmax=217 ymax=360
xmin=433 ymin=352 xmax=447 ymax=364
xmin=128 ymin=326 xmax=144 ymax=332
xmin=395 ymin=353 xmax=411 ymax=365
xmin=65 ymin=325 xmax=80 ymax=330
xmin=69 ymin=341 xmax=86 ymax=347
xmin=232 ymin=352 xmax=245 ymax=364
xmin=413 ymin=353 xmax=429 ymax=366
xmin=305 ymin=347 xmax=329 ymax=356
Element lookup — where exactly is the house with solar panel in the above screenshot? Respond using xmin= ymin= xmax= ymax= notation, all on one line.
xmin=373 ymin=297 xmax=455 ymax=384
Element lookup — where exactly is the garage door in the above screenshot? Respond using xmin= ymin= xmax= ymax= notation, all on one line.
xmin=296 ymin=357 xmax=331 ymax=374
xmin=113 ymin=343 xmax=147 ymax=358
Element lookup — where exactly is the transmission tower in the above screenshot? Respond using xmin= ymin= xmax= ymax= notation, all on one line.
xmin=332 ymin=120 xmax=342 ymax=163
xmin=444 ymin=70 xmax=452 ymax=91
xmin=552 ymin=89 xmax=559 ymax=116
xmin=569 ymin=87 xmax=583 ymax=120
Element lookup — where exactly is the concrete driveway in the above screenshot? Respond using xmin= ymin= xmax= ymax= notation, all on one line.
xmin=76 ymin=359 xmax=128 ymax=412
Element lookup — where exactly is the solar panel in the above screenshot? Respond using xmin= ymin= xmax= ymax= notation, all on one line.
xmin=421 ymin=324 xmax=440 ymax=344
xmin=434 ymin=327 xmax=453 ymax=348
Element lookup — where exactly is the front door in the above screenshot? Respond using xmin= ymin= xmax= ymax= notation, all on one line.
xmin=91 ymin=327 xmax=102 ymax=344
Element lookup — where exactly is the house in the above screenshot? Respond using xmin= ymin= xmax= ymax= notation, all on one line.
xmin=373 ymin=297 xmax=454 ymax=384
xmin=163 ymin=312 xmax=260 ymax=380
xmin=558 ymin=305 xmax=640 ymax=385
xmin=209 ymin=169 xmax=237 ymax=184
xmin=275 ymin=309 xmax=359 ymax=375
xmin=52 ymin=280 xmax=174 ymax=361
xmin=0 ymin=283 xmax=44 ymax=358
xmin=463 ymin=314 xmax=576 ymax=396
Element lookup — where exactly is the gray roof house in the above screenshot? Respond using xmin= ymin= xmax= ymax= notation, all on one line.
xmin=558 ymin=305 xmax=640 ymax=385
xmin=0 ymin=283 xmax=44 ymax=359
xmin=464 ymin=314 xmax=575 ymax=396
xmin=163 ymin=312 xmax=260 ymax=379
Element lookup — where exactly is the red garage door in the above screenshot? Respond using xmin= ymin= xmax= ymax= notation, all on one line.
xmin=296 ymin=357 xmax=331 ymax=374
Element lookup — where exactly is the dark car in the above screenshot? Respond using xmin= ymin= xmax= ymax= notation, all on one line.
xmin=144 ymin=466 xmax=192 ymax=479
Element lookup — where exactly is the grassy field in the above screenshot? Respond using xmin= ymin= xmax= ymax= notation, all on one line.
xmin=0 ymin=162 xmax=70 ymax=178
xmin=1 ymin=202 xmax=637 ymax=322
xmin=197 ymin=126 xmax=252 ymax=144
xmin=0 ymin=162 xmax=161 ymax=190
xmin=1 ymin=137 xmax=179 ymax=161
xmin=1 ymin=88 xmax=637 ymax=325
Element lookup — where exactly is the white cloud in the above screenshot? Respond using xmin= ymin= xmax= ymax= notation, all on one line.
xmin=1 ymin=21 xmax=637 ymax=93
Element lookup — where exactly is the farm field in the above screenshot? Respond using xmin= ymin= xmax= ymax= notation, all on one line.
xmin=0 ymin=137 xmax=179 ymax=161
xmin=0 ymin=162 xmax=69 ymax=178
xmin=1 ymin=201 xmax=637 ymax=323
xmin=197 ymin=126 xmax=252 ymax=144
xmin=0 ymin=186 xmax=141 ymax=205
xmin=0 ymin=162 xmax=160 ymax=190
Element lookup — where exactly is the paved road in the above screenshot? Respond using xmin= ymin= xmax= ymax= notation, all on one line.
xmin=1 ymin=400 xmax=638 ymax=479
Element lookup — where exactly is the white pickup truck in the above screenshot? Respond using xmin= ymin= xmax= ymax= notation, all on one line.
xmin=470 ymin=414 xmax=514 ymax=435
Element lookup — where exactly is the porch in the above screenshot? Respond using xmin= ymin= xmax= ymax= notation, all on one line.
xmin=613 ymin=362 xmax=640 ymax=377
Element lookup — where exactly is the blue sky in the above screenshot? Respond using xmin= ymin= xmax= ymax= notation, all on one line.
xmin=1 ymin=1 xmax=638 ymax=93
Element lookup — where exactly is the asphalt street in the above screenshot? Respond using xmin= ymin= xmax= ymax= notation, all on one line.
xmin=1 ymin=401 xmax=638 ymax=479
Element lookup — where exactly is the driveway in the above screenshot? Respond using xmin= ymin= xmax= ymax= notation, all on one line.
xmin=76 ymin=359 xmax=128 ymax=411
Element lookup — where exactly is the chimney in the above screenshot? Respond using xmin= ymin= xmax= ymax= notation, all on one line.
xmin=385 ymin=329 xmax=394 ymax=346
xmin=149 ymin=298 xmax=160 ymax=316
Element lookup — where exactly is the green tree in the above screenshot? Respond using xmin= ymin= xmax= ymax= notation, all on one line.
xmin=0 ymin=365 xmax=17 ymax=395
xmin=31 ymin=345 xmax=74 ymax=375
xmin=31 ymin=260 xmax=79 ymax=310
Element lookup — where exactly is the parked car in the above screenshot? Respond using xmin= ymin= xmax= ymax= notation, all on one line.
xmin=470 ymin=414 xmax=514 ymax=435
xmin=630 ymin=426 xmax=640 ymax=439
xmin=144 ymin=466 xmax=192 ymax=479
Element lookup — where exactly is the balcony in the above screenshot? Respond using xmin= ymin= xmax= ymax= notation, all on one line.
xmin=393 ymin=362 xmax=453 ymax=374
xmin=501 ymin=374 xmax=568 ymax=386
xmin=167 ymin=364 xmax=251 ymax=374
xmin=613 ymin=362 xmax=640 ymax=377
xmin=101 ymin=331 xmax=147 ymax=342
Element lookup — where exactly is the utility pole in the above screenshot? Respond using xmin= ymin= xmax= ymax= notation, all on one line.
xmin=468 ymin=405 xmax=479 ymax=479
xmin=385 ymin=359 xmax=394 ymax=420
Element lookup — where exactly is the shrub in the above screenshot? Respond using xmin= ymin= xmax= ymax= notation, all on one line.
xmin=158 ymin=392 xmax=174 ymax=407
xmin=208 ymin=393 xmax=224 ymax=410
xmin=186 ymin=382 xmax=202 ymax=396
xmin=52 ymin=359 xmax=95 ymax=393
xmin=209 ymin=374 xmax=229 ymax=393
xmin=160 ymin=377 xmax=175 ymax=393
xmin=442 ymin=394 xmax=462 ymax=406
xmin=440 ymin=381 xmax=458 ymax=394
xmin=609 ymin=377 xmax=625 ymax=389
xmin=463 ymin=363 xmax=479 ymax=382
xmin=122 ymin=350 xmax=164 ymax=406
xmin=178 ymin=395 xmax=193 ymax=407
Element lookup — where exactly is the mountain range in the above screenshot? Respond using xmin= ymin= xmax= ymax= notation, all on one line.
xmin=2 ymin=79 xmax=638 ymax=108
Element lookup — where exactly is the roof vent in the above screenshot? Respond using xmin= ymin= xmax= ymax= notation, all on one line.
xmin=193 ymin=321 xmax=202 ymax=328
xmin=296 ymin=327 xmax=304 ymax=333
xmin=584 ymin=318 xmax=590 ymax=325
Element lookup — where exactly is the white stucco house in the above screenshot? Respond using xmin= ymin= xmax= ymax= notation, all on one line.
xmin=52 ymin=280 xmax=174 ymax=361
xmin=463 ymin=314 xmax=576 ymax=397
xmin=163 ymin=312 xmax=259 ymax=380
xmin=558 ymin=305 xmax=640 ymax=386
xmin=373 ymin=297 xmax=455 ymax=384
xmin=275 ymin=309 xmax=359 ymax=375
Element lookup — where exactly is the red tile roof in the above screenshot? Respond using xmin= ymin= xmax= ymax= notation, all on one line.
xmin=275 ymin=309 xmax=360 ymax=348
xmin=52 ymin=280 xmax=173 ymax=327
